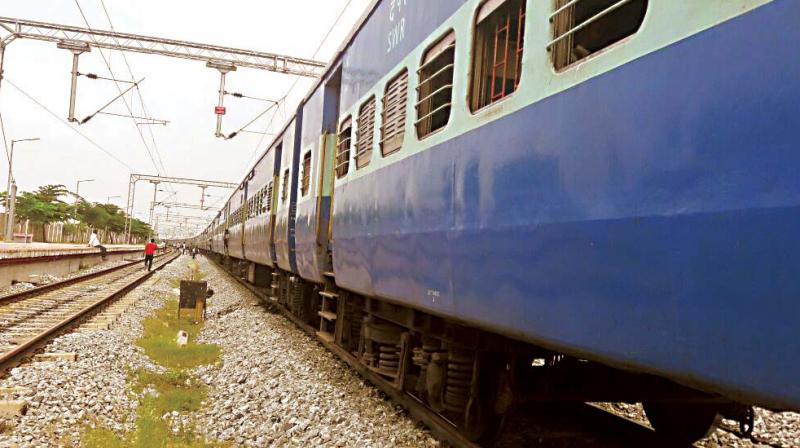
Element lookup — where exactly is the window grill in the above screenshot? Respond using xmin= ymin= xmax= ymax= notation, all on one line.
xmin=301 ymin=151 xmax=312 ymax=196
xmin=550 ymin=0 xmax=648 ymax=71
xmin=335 ymin=117 xmax=352 ymax=179
xmin=266 ymin=181 xmax=274 ymax=212
xmin=470 ymin=0 xmax=526 ymax=111
xmin=281 ymin=168 xmax=290 ymax=204
xmin=381 ymin=70 xmax=408 ymax=156
xmin=256 ymin=188 xmax=264 ymax=215
xmin=355 ymin=97 xmax=376 ymax=169
xmin=416 ymin=31 xmax=455 ymax=138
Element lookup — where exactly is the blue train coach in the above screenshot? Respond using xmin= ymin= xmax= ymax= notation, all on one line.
xmin=197 ymin=0 xmax=800 ymax=444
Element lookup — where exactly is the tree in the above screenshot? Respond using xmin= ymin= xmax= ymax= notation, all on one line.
xmin=130 ymin=218 xmax=153 ymax=240
xmin=12 ymin=185 xmax=73 ymax=242
xmin=8 ymin=183 xmax=158 ymax=243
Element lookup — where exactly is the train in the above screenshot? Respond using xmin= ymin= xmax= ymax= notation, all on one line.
xmin=183 ymin=0 xmax=800 ymax=444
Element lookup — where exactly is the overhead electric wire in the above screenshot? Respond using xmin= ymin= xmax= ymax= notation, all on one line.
xmin=97 ymin=0 xmax=171 ymax=181
xmin=5 ymin=78 xmax=134 ymax=171
xmin=0 ymin=111 xmax=10 ymax=164
xmin=73 ymin=0 xmax=169 ymax=181
xmin=242 ymin=0 xmax=356 ymax=178
xmin=81 ymin=78 xmax=142 ymax=124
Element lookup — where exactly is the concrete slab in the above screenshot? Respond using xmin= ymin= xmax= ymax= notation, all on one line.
xmin=0 ymin=243 xmax=160 ymax=289
xmin=0 ymin=243 xmax=142 ymax=260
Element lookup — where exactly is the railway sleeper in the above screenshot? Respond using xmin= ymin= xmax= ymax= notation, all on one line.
xmin=225 ymin=260 xmax=756 ymax=446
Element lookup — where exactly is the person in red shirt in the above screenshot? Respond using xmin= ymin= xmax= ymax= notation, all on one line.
xmin=144 ymin=238 xmax=158 ymax=271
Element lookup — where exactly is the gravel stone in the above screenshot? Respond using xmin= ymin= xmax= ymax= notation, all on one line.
xmin=193 ymin=256 xmax=440 ymax=447
xmin=0 ymin=259 xmax=131 ymax=297
xmin=0 ymin=256 xmax=189 ymax=447
xmin=596 ymin=402 xmax=800 ymax=447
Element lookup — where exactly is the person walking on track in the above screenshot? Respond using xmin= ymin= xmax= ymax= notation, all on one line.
xmin=144 ymin=238 xmax=157 ymax=271
xmin=88 ymin=230 xmax=107 ymax=259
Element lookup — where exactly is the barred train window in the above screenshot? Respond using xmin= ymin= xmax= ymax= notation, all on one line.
xmin=335 ymin=117 xmax=352 ymax=179
xmin=470 ymin=0 xmax=526 ymax=111
xmin=281 ymin=168 xmax=290 ymax=204
xmin=266 ymin=181 xmax=274 ymax=212
xmin=301 ymin=151 xmax=312 ymax=196
xmin=381 ymin=70 xmax=408 ymax=156
xmin=417 ymin=31 xmax=455 ymax=138
xmin=551 ymin=0 xmax=648 ymax=71
xmin=355 ymin=97 xmax=376 ymax=169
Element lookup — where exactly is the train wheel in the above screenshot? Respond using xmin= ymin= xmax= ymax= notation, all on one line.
xmin=461 ymin=352 xmax=512 ymax=444
xmin=643 ymin=401 xmax=719 ymax=445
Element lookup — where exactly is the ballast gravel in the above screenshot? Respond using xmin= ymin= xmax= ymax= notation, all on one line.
xmin=599 ymin=401 xmax=800 ymax=447
xmin=0 ymin=258 xmax=131 ymax=298
xmin=0 ymin=256 xmax=188 ymax=447
xmin=194 ymin=257 xmax=440 ymax=447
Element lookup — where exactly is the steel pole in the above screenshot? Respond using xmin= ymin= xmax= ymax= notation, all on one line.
xmin=124 ymin=176 xmax=136 ymax=243
xmin=215 ymin=71 xmax=227 ymax=137
xmin=67 ymin=51 xmax=82 ymax=122
xmin=6 ymin=181 xmax=15 ymax=241
xmin=199 ymin=185 xmax=207 ymax=210
xmin=4 ymin=140 xmax=14 ymax=241
xmin=148 ymin=182 xmax=159 ymax=226
xmin=0 ymin=42 xmax=6 ymax=93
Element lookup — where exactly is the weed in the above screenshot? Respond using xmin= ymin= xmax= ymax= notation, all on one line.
xmin=83 ymin=269 xmax=221 ymax=448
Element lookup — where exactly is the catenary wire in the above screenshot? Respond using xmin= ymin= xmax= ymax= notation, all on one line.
xmin=5 ymin=78 xmax=134 ymax=171
xmin=97 ymin=0 xmax=171 ymax=182
xmin=242 ymin=0 xmax=356 ymax=178
xmin=73 ymin=0 xmax=169 ymax=181
xmin=0 ymin=111 xmax=10 ymax=164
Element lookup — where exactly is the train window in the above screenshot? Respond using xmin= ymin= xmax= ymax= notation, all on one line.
xmin=550 ymin=0 xmax=648 ymax=71
xmin=301 ymin=151 xmax=312 ymax=196
xmin=381 ymin=70 xmax=408 ymax=156
xmin=335 ymin=117 xmax=352 ymax=179
xmin=416 ymin=31 xmax=455 ymax=139
xmin=281 ymin=169 xmax=290 ymax=204
xmin=266 ymin=181 xmax=274 ymax=212
xmin=355 ymin=97 xmax=376 ymax=169
xmin=470 ymin=0 xmax=526 ymax=111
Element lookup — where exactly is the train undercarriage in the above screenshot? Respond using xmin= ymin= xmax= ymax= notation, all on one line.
xmin=213 ymin=253 xmax=755 ymax=446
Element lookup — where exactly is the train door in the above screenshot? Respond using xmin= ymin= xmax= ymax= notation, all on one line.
xmin=319 ymin=65 xmax=342 ymax=268
xmin=223 ymin=202 xmax=230 ymax=255
xmin=269 ymin=143 xmax=283 ymax=264
xmin=240 ymin=183 xmax=247 ymax=260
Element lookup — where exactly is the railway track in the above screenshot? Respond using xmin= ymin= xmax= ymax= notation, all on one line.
xmin=0 ymin=251 xmax=179 ymax=372
xmin=212 ymin=260 xmax=674 ymax=448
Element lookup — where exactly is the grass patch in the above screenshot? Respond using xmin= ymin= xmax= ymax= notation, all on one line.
xmin=83 ymin=265 xmax=223 ymax=448
xmin=136 ymin=298 xmax=220 ymax=369
xmin=82 ymin=427 xmax=127 ymax=447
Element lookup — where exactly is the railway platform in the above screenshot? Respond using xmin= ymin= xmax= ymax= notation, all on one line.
xmin=0 ymin=243 xmax=148 ymax=288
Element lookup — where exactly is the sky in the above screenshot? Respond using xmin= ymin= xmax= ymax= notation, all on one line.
xmin=0 ymin=0 xmax=372 ymax=237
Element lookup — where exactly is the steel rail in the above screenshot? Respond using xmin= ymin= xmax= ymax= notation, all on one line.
xmin=0 ymin=251 xmax=179 ymax=371
xmin=0 ymin=250 xmax=168 ymax=302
